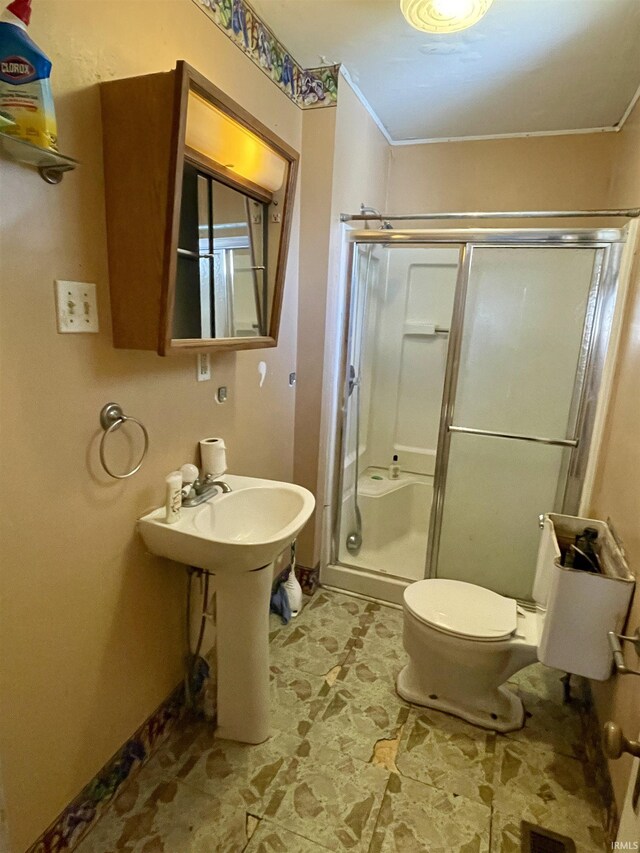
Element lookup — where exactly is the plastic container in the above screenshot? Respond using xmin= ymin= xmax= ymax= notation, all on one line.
xmin=284 ymin=540 xmax=302 ymax=617
xmin=165 ymin=471 xmax=182 ymax=524
xmin=389 ymin=454 xmax=400 ymax=480
xmin=0 ymin=0 xmax=57 ymax=151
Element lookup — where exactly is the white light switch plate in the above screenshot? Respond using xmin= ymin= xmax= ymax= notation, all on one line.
xmin=197 ymin=353 xmax=211 ymax=381
xmin=55 ymin=281 xmax=99 ymax=333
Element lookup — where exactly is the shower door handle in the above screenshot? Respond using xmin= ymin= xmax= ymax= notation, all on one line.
xmin=347 ymin=365 xmax=360 ymax=397
xmin=448 ymin=425 xmax=579 ymax=448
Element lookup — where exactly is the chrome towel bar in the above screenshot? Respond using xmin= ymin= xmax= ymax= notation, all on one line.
xmin=448 ymin=425 xmax=579 ymax=448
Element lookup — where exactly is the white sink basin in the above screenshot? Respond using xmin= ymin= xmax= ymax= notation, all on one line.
xmin=138 ymin=474 xmax=315 ymax=573
xmin=137 ymin=473 xmax=315 ymax=745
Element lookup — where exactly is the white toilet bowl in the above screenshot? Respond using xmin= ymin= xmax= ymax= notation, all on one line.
xmin=397 ymin=515 xmax=635 ymax=732
xmin=396 ymin=579 xmax=540 ymax=732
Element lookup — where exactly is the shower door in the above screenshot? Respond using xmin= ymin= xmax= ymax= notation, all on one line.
xmin=430 ymin=244 xmax=616 ymax=601
xmin=335 ymin=244 xmax=460 ymax=584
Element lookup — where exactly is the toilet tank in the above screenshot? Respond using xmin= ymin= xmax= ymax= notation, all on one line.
xmin=534 ymin=513 xmax=634 ymax=681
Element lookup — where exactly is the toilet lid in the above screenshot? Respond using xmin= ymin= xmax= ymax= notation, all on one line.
xmin=404 ymin=579 xmax=517 ymax=641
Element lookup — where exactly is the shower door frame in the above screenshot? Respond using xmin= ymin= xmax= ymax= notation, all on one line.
xmin=329 ymin=227 xmax=627 ymax=593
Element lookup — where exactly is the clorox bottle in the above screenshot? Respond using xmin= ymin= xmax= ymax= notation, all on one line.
xmin=0 ymin=0 xmax=57 ymax=150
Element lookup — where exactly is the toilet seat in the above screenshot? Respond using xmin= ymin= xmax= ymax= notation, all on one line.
xmin=403 ymin=579 xmax=517 ymax=641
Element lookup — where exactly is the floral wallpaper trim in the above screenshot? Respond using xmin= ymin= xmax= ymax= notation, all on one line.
xmin=26 ymin=686 xmax=186 ymax=853
xmin=192 ymin=0 xmax=340 ymax=108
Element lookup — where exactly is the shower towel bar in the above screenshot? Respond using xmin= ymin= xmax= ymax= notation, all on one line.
xmin=448 ymin=425 xmax=579 ymax=448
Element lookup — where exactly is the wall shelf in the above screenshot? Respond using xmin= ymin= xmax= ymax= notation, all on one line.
xmin=0 ymin=131 xmax=77 ymax=184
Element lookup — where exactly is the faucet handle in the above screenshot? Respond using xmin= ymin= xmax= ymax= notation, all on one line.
xmin=192 ymin=477 xmax=210 ymax=495
xmin=180 ymin=463 xmax=199 ymax=485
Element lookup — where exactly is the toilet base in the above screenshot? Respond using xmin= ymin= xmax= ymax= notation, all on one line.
xmin=396 ymin=663 xmax=526 ymax=733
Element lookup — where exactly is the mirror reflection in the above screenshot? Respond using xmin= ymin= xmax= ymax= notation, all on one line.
xmin=174 ymin=162 xmax=274 ymax=340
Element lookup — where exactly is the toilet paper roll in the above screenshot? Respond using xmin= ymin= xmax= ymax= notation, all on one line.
xmin=200 ymin=437 xmax=227 ymax=477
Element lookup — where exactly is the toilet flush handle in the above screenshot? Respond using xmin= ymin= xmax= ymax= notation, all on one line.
xmin=603 ymin=721 xmax=640 ymax=760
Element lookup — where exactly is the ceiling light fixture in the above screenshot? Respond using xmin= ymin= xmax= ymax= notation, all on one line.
xmin=400 ymin=0 xmax=493 ymax=34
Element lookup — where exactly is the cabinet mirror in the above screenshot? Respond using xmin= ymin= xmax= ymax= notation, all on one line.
xmin=175 ymin=166 xmax=270 ymax=340
xmin=101 ymin=61 xmax=299 ymax=355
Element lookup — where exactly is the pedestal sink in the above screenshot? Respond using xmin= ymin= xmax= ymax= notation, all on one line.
xmin=138 ymin=474 xmax=315 ymax=744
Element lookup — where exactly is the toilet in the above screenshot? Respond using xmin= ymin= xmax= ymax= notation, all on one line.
xmin=397 ymin=513 xmax=635 ymax=733
xmin=396 ymin=579 xmax=539 ymax=731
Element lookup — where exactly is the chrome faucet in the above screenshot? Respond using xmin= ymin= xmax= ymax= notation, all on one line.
xmin=207 ymin=479 xmax=232 ymax=493
xmin=182 ymin=473 xmax=232 ymax=507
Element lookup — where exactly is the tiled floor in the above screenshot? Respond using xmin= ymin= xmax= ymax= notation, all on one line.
xmin=75 ymin=590 xmax=609 ymax=853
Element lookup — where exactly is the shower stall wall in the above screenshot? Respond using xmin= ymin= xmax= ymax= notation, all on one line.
xmin=325 ymin=226 xmax=627 ymax=606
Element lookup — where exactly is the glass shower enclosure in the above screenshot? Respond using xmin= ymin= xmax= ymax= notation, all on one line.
xmin=328 ymin=227 xmax=625 ymax=604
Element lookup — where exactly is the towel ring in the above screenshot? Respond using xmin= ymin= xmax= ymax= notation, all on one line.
xmin=99 ymin=402 xmax=149 ymax=479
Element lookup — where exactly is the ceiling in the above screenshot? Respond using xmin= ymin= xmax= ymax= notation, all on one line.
xmin=251 ymin=0 xmax=640 ymax=143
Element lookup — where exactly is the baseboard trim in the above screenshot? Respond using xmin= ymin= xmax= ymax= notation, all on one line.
xmin=27 ymin=685 xmax=186 ymax=853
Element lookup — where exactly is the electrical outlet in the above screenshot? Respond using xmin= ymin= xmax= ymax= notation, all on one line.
xmin=271 ymin=212 xmax=282 ymax=224
xmin=55 ymin=281 xmax=99 ymax=333
xmin=197 ymin=353 xmax=211 ymax=381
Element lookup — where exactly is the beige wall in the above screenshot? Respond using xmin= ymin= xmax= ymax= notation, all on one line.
xmin=590 ymin=98 xmax=640 ymax=808
xmin=294 ymin=107 xmax=336 ymax=564
xmin=0 ymin=2 xmax=301 ymax=850
xmin=295 ymin=76 xmax=390 ymax=567
xmin=387 ymin=130 xmax=619 ymax=219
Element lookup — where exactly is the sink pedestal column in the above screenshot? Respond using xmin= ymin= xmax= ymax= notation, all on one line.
xmin=215 ymin=563 xmax=272 ymax=743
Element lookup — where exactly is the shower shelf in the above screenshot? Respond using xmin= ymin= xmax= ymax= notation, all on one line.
xmin=358 ymin=468 xmax=430 ymax=497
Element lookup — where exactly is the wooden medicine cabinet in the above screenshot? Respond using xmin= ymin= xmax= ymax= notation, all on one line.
xmin=100 ymin=61 xmax=299 ymax=355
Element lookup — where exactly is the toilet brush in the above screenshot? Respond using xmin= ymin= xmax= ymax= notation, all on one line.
xmin=283 ymin=540 xmax=302 ymax=617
